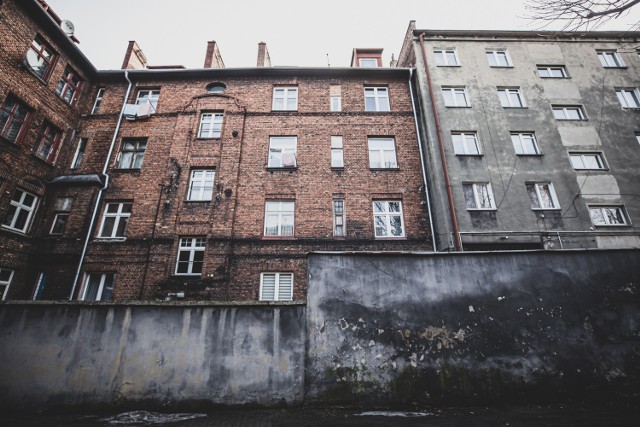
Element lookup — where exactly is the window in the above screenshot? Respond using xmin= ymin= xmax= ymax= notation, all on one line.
xmin=50 ymin=197 xmax=73 ymax=235
xmin=98 ymin=202 xmax=132 ymax=238
xmin=597 ymin=50 xmax=625 ymax=68
xmin=135 ymin=89 xmax=160 ymax=112
xmin=615 ymin=88 xmax=640 ymax=109
xmin=552 ymin=105 xmax=586 ymax=120
xmin=0 ymin=95 xmax=31 ymax=143
xmin=434 ymin=49 xmax=459 ymax=66
xmin=206 ymin=83 xmax=226 ymax=93
xmin=463 ymin=183 xmax=496 ymax=210
xmin=359 ymin=58 xmax=378 ymax=68
xmin=330 ymin=84 xmax=342 ymax=111
xmin=260 ymin=272 xmax=293 ymax=301
xmin=498 ymin=87 xmax=526 ymax=108
xmin=187 ymin=170 xmax=215 ymax=201
xmin=26 ymin=36 xmax=55 ymax=80
xmin=264 ymin=200 xmax=294 ymax=237
xmin=32 ymin=122 xmax=62 ymax=163
xmin=537 ymin=65 xmax=568 ymax=78
xmin=0 ymin=268 xmax=14 ymax=301
xmin=589 ymin=206 xmax=627 ymax=226
xmin=71 ymin=138 xmax=87 ymax=169
xmin=56 ymin=66 xmax=82 ymax=105
xmin=91 ymin=88 xmax=105 ymax=114
xmin=637 ymin=132 xmax=640 ymax=145
xmin=569 ymin=152 xmax=606 ymax=170
xmin=442 ymin=87 xmax=470 ymax=107
xmin=331 ymin=136 xmax=344 ymax=168
xmin=117 ymin=138 xmax=146 ymax=169
xmin=272 ymin=87 xmax=298 ymax=111
xmin=175 ymin=237 xmax=206 ymax=275
xmin=364 ymin=87 xmax=390 ymax=112
xmin=2 ymin=188 xmax=38 ymax=233
xmin=80 ymin=273 xmax=114 ymax=301
xmin=451 ymin=132 xmax=481 ymax=155
xmin=526 ymin=183 xmax=560 ymax=210
xmin=33 ymin=272 xmax=46 ymax=300
xmin=373 ymin=201 xmax=405 ymax=238
xmin=198 ymin=112 xmax=224 ymax=138
xmin=333 ymin=199 xmax=345 ymax=237
xmin=268 ymin=136 xmax=297 ymax=168
xmin=511 ymin=133 xmax=541 ymax=155
xmin=368 ymin=137 xmax=397 ymax=169
xmin=486 ymin=50 xmax=512 ymax=67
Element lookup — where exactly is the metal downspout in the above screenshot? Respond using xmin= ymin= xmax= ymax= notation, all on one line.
xmin=69 ymin=71 xmax=133 ymax=300
xmin=418 ymin=33 xmax=462 ymax=251
xmin=408 ymin=68 xmax=437 ymax=252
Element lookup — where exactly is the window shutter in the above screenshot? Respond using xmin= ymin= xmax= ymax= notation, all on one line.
xmin=277 ymin=273 xmax=293 ymax=301
xmin=261 ymin=273 xmax=276 ymax=301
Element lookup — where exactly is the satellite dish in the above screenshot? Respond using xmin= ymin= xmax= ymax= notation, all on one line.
xmin=61 ymin=20 xmax=75 ymax=36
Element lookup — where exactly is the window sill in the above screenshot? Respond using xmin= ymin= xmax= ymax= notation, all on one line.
xmin=591 ymin=224 xmax=630 ymax=227
xmin=194 ymin=137 xmax=221 ymax=141
xmin=531 ymin=208 xmax=561 ymax=211
xmin=267 ymin=167 xmax=297 ymax=172
xmin=455 ymin=154 xmax=483 ymax=157
xmin=489 ymin=65 xmax=514 ymax=68
xmin=94 ymin=237 xmax=127 ymax=242
xmin=516 ymin=154 xmax=543 ymax=157
xmin=184 ymin=199 xmax=213 ymax=203
xmin=445 ymin=106 xmax=471 ymax=108
xmin=574 ymin=168 xmax=609 ymax=172
xmin=1 ymin=225 xmax=28 ymax=236
xmin=364 ymin=110 xmax=392 ymax=113
xmin=172 ymin=274 xmax=202 ymax=277
xmin=467 ymin=208 xmax=497 ymax=211
xmin=370 ymin=167 xmax=400 ymax=171
xmin=602 ymin=66 xmax=628 ymax=69
xmin=374 ymin=236 xmax=407 ymax=240
xmin=621 ymin=107 xmax=640 ymax=111
xmin=540 ymin=77 xmax=571 ymax=80
xmin=331 ymin=167 xmax=345 ymax=171
xmin=436 ymin=65 xmax=461 ymax=68
xmin=502 ymin=106 xmax=528 ymax=109
xmin=113 ymin=168 xmax=142 ymax=173
xmin=271 ymin=109 xmax=298 ymax=112
xmin=262 ymin=236 xmax=296 ymax=240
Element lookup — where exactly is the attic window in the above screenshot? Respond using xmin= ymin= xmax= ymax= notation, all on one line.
xmin=206 ymin=83 xmax=226 ymax=93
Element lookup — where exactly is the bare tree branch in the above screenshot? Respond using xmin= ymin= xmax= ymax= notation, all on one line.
xmin=524 ymin=0 xmax=640 ymax=31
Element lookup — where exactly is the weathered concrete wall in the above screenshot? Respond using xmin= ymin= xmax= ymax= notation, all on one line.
xmin=0 ymin=304 xmax=305 ymax=410
xmin=306 ymin=250 xmax=640 ymax=405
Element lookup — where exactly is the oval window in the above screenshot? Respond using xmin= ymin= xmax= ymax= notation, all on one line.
xmin=206 ymin=82 xmax=226 ymax=93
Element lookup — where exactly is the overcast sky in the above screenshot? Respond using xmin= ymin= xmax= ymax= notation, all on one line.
xmin=46 ymin=0 xmax=640 ymax=70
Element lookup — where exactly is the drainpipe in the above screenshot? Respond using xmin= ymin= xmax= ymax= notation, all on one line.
xmin=418 ymin=33 xmax=462 ymax=251
xmin=69 ymin=71 xmax=133 ymax=300
xmin=408 ymin=68 xmax=437 ymax=252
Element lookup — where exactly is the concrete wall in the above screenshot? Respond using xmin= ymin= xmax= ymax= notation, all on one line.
xmin=306 ymin=250 xmax=640 ymax=405
xmin=0 ymin=304 xmax=305 ymax=410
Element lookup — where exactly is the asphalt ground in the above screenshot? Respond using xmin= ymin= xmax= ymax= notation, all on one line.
xmin=2 ymin=404 xmax=639 ymax=427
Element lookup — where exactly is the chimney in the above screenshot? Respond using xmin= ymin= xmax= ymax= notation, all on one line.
xmin=257 ymin=42 xmax=271 ymax=67
xmin=350 ymin=48 xmax=383 ymax=68
xmin=121 ymin=41 xmax=147 ymax=70
xmin=204 ymin=41 xmax=225 ymax=69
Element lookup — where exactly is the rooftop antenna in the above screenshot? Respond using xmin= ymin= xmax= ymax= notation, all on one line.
xmin=326 ymin=53 xmax=330 ymax=67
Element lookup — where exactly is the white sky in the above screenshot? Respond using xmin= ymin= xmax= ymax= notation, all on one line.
xmin=45 ymin=0 xmax=640 ymax=70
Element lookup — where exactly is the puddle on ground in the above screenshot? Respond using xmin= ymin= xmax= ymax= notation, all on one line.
xmin=102 ymin=410 xmax=207 ymax=425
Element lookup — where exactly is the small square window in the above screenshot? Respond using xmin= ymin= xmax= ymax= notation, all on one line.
xmin=187 ymin=169 xmax=215 ymax=201
xmin=331 ymin=136 xmax=344 ymax=168
xmin=368 ymin=137 xmax=397 ymax=169
xmin=198 ymin=112 xmax=224 ymax=138
xmin=135 ymin=89 xmax=160 ymax=112
xmin=589 ymin=206 xmax=627 ymax=226
xmin=615 ymin=88 xmax=640 ymax=109
xmin=442 ymin=87 xmax=470 ymax=107
xmin=434 ymin=49 xmax=459 ymax=66
xmin=498 ymin=87 xmax=526 ymax=108
xmin=526 ymin=182 xmax=560 ymax=210
xmin=537 ymin=65 xmax=568 ymax=78
xmin=264 ymin=200 xmax=295 ymax=237
xmin=26 ymin=36 xmax=56 ymax=80
xmin=511 ymin=133 xmax=541 ymax=155
xmin=0 ymin=268 xmax=15 ymax=301
xmin=569 ymin=152 xmax=606 ymax=170
xmin=260 ymin=272 xmax=293 ymax=301
xmin=33 ymin=122 xmax=62 ymax=163
xmin=463 ymin=183 xmax=496 ymax=210
xmin=2 ymin=188 xmax=38 ymax=233
xmin=0 ymin=95 xmax=31 ymax=143
xmin=486 ymin=50 xmax=512 ymax=67
xmin=359 ymin=58 xmax=378 ymax=68
xmin=268 ymin=136 xmax=297 ymax=168
xmin=364 ymin=87 xmax=390 ymax=112
xmin=373 ymin=200 xmax=405 ymax=238
xmin=98 ymin=202 xmax=132 ymax=238
xmin=50 ymin=196 xmax=73 ymax=235
xmin=175 ymin=237 xmax=206 ymax=275
xmin=272 ymin=87 xmax=298 ymax=111
xmin=80 ymin=273 xmax=114 ymax=301
xmin=552 ymin=105 xmax=586 ymax=120
xmin=597 ymin=50 xmax=625 ymax=68
xmin=56 ymin=66 xmax=82 ymax=106
xmin=117 ymin=138 xmax=147 ymax=169
xmin=452 ymin=132 xmax=481 ymax=155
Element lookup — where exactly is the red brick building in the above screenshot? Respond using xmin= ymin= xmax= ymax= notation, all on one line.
xmin=0 ymin=0 xmax=432 ymax=302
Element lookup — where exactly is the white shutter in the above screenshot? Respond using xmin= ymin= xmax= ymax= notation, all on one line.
xmin=277 ymin=273 xmax=293 ymax=301
xmin=260 ymin=273 xmax=276 ymax=301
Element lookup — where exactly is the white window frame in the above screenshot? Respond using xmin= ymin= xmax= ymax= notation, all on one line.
xmin=552 ymin=105 xmax=586 ymax=120
xmin=2 ymin=188 xmax=38 ymax=233
xmin=442 ymin=87 xmax=470 ymax=107
xmin=79 ymin=272 xmax=114 ymax=301
xmin=615 ymin=88 xmax=640 ymax=109
xmin=597 ymin=50 xmax=625 ymax=68
xmin=433 ymin=49 xmax=459 ymax=66
xmin=175 ymin=237 xmax=206 ymax=276
xmin=451 ymin=132 xmax=481 ymax=155
xmin=537 ymin=65 xmax=568 ymax=78
xmin=198 ymin=112 xmax=224 ymax=138
xmin=330 ymin=95 xmax=341 ymax=112
xmin=511 ymin=132 xmax=541 ymax=155
xmin=91 ymin=88 xmax=104 ymax=114
xmin=526 ymin=182 xmax=560 ymax=210
xmin=268 ymin=136 xmax=297 ymax=168
xmin=98 ymin=202 xmax=132 ymax=239
xmin=50 ymin=196 xmax=73 ymax=235
xmin=364 ymin=87 xmax=390 ymax=112
xmin=569 ymin=152 xmax=606 ymax=170
xmin=33 ymin=272 xmax=46 ymax=300
xmin=187 ymin=169 xmax=215 ymax=201
xmin=486 ymin=50 xmax=512 ymax=67
xmin=368 ymin=137 xmax=397 ymax=169
xmin=264 ymin=200 xmax=295 ymax=237
xmin=588 ymin=205 xmax=628 ymax=226
xmin=135 ymin=89 xmax=160 ymax=112
xmin=333 ymin=199 xmax=345 ymax=237
xmin=359 ymin=58 xmax=378 ymax=68
xmin=70 ymin=138 xmax=87 ymax=169
xmin=259 ymin=272 xmax=293 ymax=301
xmin=636 ymin=132 xmax=640 ymax=145
xmin=272 ymin=87 xmax=298 ymax=111
xmin=373 ymin=200 xmax=405 ymax=238
xmin=498 ymin=87 xmax=526 ymax=108
xmin=0 ymin=268 xmax=14 ymax=301
xmin=462 ymin=183 xmax=496 ymax=210
xmin=331 ymin=136 xmax=344 ymax=168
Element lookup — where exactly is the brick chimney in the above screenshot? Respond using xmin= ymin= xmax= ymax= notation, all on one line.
xmin=204 ymin=41 xmax=225 ymax=68
xmin=257 ymin=42 xmax=271 ymax=67
xmin=121 ymin=41 xmax=147 ymax=70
